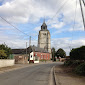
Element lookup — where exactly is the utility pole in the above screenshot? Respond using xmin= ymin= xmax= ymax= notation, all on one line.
xmin=69 ymin=46 xmax=71 ymax=52
xmin=29 ymin=36 xmax=31 ymax=46
xmin=53 ymin=51 xmax=54 ymax=62
xmin=47 ymin=33 xmax=48 ymax=52
xmin=52 ymin=48 xmax=54 ymax=62
xmin=26 ymin=42 xmax=27 ymax=54
xmin=82 ymin=0 xmax=85 ymax=6
xmin=79 ymin=0 xmax=85 ymax=30
xmin=4 ymin=42 xmax=5 ymax=46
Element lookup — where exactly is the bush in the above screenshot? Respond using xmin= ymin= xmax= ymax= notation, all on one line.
xmin=70 ymin=46 xmax=85 ymax=60
xmin=0 ymin=50 xmax=7 ymax=59
xmin=64 ymin=60 xmax=81 ymax=67
xmin=0 ymin=44 xmax=12 ymax=59
xmin=70 ymin=60 xmax=81 ymax=67
xmin=64 ymin=60 xmax=73 ymax=66
xmin=75 ymin=62 xmax=85 ymax=75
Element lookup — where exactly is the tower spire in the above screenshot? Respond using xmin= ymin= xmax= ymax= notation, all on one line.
xmin=43 ymin=16 xmax=45 ymax=23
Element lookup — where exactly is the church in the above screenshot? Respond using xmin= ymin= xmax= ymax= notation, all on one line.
xmin=12 ymin=20 xmax=52 ymax=63
xmin=38 ymin=20 xmax=51 ymax=55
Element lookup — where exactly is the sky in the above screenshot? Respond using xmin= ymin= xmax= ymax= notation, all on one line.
xmin=0 ymin=0 xmax=85 ymax=55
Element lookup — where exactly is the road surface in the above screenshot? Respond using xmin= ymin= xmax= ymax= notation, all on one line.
xmin=0 ymin=62 xmax=62 ymax=85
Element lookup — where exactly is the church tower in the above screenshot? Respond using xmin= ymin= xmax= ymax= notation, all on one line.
xmin=38 ymin=20 xmax=51 ymax=54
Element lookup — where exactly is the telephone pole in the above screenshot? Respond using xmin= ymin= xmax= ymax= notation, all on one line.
xmin=82 ymin=0 xmax=85 ymax=6
xmin=79 ymin=0 xmax=85 ymax=30
xmin=29 ymin=36 xmax=31 ymax=46
xmin=26 ymin=42 xmax=27 ymax=54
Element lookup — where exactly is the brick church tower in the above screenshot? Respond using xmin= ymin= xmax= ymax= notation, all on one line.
xmin=38 ymin=20 xmax=51 ymax=54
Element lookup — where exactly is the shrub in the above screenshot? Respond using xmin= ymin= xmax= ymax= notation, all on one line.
xmin=0 ymin=44 xmax=12 ymax=59
xmin=64 ymin=60 xmax=73 ymax=66
xmin=75 ymin=62 xmax=85 ymax=75
xmin=70 ymin=60 xmax=81 ymax=67
xmin=0 ymin=50 xmax=7 ymax=59
xmin=64 ymin=60 xmax=81 ymax=67
xmin=70 ymin=46 xmax=85 ymax=60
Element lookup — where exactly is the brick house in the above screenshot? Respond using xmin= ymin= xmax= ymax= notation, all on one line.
xmin=28 ymin=45 xmax=51 ymax=62
xmin=34 ymin=52 xmax=50 ymax=60
xmin=12 ymin=45 xmax=51 ymax=64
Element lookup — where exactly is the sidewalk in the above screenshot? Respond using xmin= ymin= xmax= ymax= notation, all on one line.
xmin=54 ymin=64 xmax=85 ymax=85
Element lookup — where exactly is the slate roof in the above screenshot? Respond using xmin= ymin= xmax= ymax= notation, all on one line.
xmin=41 ymin=21 xmax=48 ymax=31
xmin=12 ymin=49 xmax=27 ymax=54
xmin=28 ymin=45 xmax=48 ymax=53
xmin=12 ymin=45 xmax=48 ymax=54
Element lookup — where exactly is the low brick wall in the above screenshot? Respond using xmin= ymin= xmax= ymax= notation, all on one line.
xmin=0 ymin=59 xmax=15 ymax=68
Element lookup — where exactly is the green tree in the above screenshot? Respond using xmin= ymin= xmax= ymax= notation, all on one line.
xmin=0 ymin=50 xmax=7 ymax=59
xmin=56 ymin=48 xmax=66 ymax=58
xmin=0 ymin=44 xmax=12 ymax=59
xmin=51 ymin=47 xmax=56 ymax=61
xmin=70 ymin=46 xmax=85 ymax=60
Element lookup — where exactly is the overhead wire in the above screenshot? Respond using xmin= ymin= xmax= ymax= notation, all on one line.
xmin=0 ymin=0 xmax=79 ymax=49
xmin=47 ymin=0 xmax=71 ymax=49
xmin=0 ymin=16 xmax=38 ymax=45
xmin=70 ymin=0 xmax=78 ymax=50
xmin=0 ymin=16 xmax=30 ymax=36
xmin=82 ymin=0 xmax=85 ymax=6
xmin=47 ymin=0 xmax=70 ymax=25
xmin=79 ymin=0 xmax=85 ymax=30
xmin=0 ymin=16 xmax=39 ymax=48
xmin=0 ymin=0 xmax=70 ymax=43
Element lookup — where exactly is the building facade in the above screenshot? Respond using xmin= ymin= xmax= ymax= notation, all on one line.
xmin=28 ymin=45 xmax=51 ymax=61
xmin=33 ymin=52 xmax=50 ymax=60
xmin=38 ymin=21 xmax=51 ymax=54
xmin=12 ymin=49 xmax=29 ymax=64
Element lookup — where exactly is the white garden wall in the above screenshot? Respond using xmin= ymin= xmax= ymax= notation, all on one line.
xmin=0 ymin=59 xmax=15 ymax=68
xmin=34 ymin=61 xmax=39 ymax=63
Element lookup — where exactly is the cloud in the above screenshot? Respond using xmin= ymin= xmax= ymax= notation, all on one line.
xmin=0 ymin=0 xmax=85 ymax=56
xmin=34 ymin=26 xmax=40 ymax=32
xmin=0 ymin=0 xmax=84 ymax=30
xmin=51 ymin=37 xmax=85 ymax=56
xmin=51 ymin=22 xmax=64 ymax=29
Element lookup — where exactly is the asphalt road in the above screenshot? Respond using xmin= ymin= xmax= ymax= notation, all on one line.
xmin=0 ymin=62 xmax=62 ymax=85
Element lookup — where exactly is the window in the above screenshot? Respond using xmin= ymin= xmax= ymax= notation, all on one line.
xmin=41 ymin=55 xmax=43 ymax=59
xmin=44 ymin=56 xmax=46 ymax=59
xmin=31 ymin=55 xmax=32 ymax=57
xmin=43 ymin=33 xmax=46 ymax=35
xmin=47 ymin=56 xmax=48 ymax=59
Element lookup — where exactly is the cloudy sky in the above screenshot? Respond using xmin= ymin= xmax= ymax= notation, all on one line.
xmin=0 ymin=0 xmax=85 ymax=55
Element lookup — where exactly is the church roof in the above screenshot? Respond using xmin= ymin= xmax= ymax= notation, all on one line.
xmin=41 ymin=20 xmax=48 ymax=31
xmin=42 ymin=21 xmax=47 ymax=26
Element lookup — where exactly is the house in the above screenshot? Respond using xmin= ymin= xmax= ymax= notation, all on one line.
xmin=12 ymin=45 xmax=51 ymax=64
xmin=28 ymin=45 xmax=51 ymax=63
xmin=12 ymin=49 xmax=29 ymax=64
